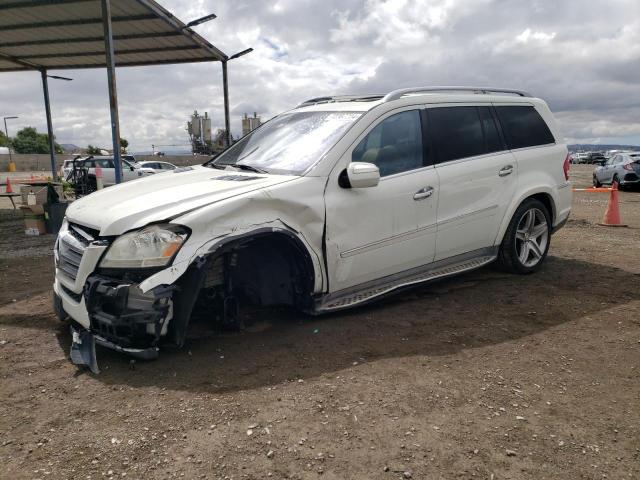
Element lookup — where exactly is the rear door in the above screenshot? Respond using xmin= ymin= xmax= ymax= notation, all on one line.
xmin=325 ymin=108 xmax=439 ymax=291
xmin=429 ymin=105 xmax=517 ymax=261
xmin=599 ymin=156 xmax=616 ymax=183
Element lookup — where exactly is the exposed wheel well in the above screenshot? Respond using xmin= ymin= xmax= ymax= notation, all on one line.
xmin=206 ymin=231 xmax=316 ymax=309
xmin=168 ymin=230 xmax=315 ymax=345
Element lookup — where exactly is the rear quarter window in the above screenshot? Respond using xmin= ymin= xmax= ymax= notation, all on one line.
xmin=495 ymin=105 xmax=555 ymax=149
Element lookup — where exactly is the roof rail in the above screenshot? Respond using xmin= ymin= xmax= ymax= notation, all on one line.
xmin=297 ymin=94 xmax=384 ymax=108
xmin=382 ymin=86 xmax=531 ymax=103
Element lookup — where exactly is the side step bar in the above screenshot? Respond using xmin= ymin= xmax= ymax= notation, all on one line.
xmin=315 ymin=248 xmax=497 ymax=313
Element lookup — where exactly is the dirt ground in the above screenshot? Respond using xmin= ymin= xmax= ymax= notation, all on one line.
xmin=1 ymin=165 xmax=639 ymax=480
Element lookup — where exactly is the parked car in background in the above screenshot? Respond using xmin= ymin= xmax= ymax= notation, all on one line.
xmin=138 ymin=160 xmax=177 ymax=173
xmin=60 ymin=158 xmax=76 ymax=179
xmin=66 ymin=155 xmax=155 ymax=187
xmin=593 ymin=152 xmax=640 ymax=189
xmin=53 ymin=86 xmax=571 ymax=369
xmin=570 ymin=152 xmax=589 ymax=164
xmin=585 ymin=152 xmax=606 ymax=165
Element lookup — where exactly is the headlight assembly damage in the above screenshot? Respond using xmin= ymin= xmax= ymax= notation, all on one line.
xmin=100 ymin=224 xmax=189 ymax=269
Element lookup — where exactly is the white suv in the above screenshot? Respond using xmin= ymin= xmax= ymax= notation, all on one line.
xmin=53 ymin=86 xmax=572 ymax=370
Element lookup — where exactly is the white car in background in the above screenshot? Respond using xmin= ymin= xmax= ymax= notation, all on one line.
xmin=137 ymin=160 xmax=177 ymax=173
xmin=66 ymin=155 xmax=155 ymax=187
xmin=53 ymin=86 xmax=572 ymax=372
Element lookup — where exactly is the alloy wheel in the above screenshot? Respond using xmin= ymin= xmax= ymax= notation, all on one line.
xmin=515 ymin=208 xmax=549 ymax=268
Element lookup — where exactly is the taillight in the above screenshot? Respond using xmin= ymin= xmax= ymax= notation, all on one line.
xmin=563 ymin=154 xmax=570 ymax=181
xmin=623 ymin=163 xmax=634 ymax=171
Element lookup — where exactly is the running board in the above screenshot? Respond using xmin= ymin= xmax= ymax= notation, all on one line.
xmin=315 ymin=249 xmax=497 ymax=313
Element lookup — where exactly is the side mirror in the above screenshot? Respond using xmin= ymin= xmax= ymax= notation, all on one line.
xmin=342 ymin=162 xmax=380 ymax=188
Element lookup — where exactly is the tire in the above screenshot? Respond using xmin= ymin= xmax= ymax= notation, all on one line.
xmin=496 ymin=198 xmax=551 ymax=274
xmin=612 ymin=174 xmax=625 ymax=191
xmin=86 ymin=176 xmax=97 ymax=194
xmin=593 ymin=175 xmax=602 ymax=188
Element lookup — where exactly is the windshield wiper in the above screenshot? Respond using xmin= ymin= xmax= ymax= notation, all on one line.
xmin=207 ymin=163 xmax=228 ymax=170
xmin=232 ymin=164 xmax=269 ymax=174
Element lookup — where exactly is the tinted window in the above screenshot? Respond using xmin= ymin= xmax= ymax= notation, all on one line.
xmin=352 ymin=110 xmax=424 ymax=177
xmin=495 ymin=106 xmax=555 ymax=149
xmin=429 ymin=107 xmax=485 ymax=163
xmin=94 ymin=159 xmax=111 ymax=169
xmin=478 ymin=106 xmax=504 ymax=153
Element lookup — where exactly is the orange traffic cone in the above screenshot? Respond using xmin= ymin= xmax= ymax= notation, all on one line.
xmin=5 ymin=177 xmax=13 ymax=194
xmin=598 ymin=181 xmax=627 ymax=227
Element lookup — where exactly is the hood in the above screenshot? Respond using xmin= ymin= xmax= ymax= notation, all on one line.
xmin=66 ymin=165 xmax=297 ymax=236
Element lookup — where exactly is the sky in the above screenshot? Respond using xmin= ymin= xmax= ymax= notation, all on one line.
xmin=1 ymin=0 xmax=639 ymax=152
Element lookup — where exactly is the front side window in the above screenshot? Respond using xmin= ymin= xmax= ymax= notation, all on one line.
xmin=495 ymin=105 xmax=555 ymax=149
xmin=209 ymin=111 xmax=361 ymax=175
xmin=351 ymin=110 xmax=424 ymax=177
xmin=429 ymin=106 xmax=486 ymax=163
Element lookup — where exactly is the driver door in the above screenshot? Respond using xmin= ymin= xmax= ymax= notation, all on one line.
xmin=324 ymin=108 xmax=439 ymax=292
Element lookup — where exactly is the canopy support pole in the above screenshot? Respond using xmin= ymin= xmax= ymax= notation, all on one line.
xmin=40 ymin=69 xmax=57 ymax=179
xmin=101 ymin=0 xmax=122 ymax=183
xmin=222 ymin=59 xmax=230 ymax=148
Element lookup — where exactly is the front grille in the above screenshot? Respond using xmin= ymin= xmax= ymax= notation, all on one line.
xmin=57 ymin=224 xmax=95 ymax=282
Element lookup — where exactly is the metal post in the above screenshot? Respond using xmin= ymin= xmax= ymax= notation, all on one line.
xmin=41 ymin=70 xmax=57 ymax=179
xmin=222 ymin=59 xmax=231 ymax=148
xmin=3 ymin=118 xmax=12 ymax=165
xmin=101 ymin=0 xmax=122 ymax=183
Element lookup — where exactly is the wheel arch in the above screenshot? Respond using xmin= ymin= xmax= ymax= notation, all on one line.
xmin=166 ymin=227 xmax=319 ymax=347
xmin=495 ymin=188 xmax=557 ymax=246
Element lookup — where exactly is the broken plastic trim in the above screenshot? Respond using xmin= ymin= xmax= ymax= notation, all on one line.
xmin=70 ymin=325 xmax=99 ymax=374
xmin=84 ymin=274 xmax=175 ymax=350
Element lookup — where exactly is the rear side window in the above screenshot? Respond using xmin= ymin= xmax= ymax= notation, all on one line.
xmin=428 ymin=106 xmax=485 ymax=163
xmin=478 ymin=106 xmax=504 ymax=154
xmin=495 ymin=106 xmax=555 ymax=149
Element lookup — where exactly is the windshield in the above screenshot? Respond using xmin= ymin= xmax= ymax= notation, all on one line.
xmin=208 ymin=111 xmax=362 ymax=175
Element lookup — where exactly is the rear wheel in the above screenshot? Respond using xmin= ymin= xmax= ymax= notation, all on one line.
xmin=612 ymin=174 xmax=624 ymax=190
xmin=496 ymin=198 xmax=551 ymax=274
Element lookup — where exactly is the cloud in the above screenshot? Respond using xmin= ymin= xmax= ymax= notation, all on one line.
xmin=0 ymin=0 xmax=639 ymax=151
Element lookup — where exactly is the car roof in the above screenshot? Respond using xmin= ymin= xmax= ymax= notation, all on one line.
xmin=294 ymin=92 xmax=542 ymax=114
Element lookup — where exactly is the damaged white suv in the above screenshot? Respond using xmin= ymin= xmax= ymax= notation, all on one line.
xmin=53 ymin=86 xmax=572 ymax=372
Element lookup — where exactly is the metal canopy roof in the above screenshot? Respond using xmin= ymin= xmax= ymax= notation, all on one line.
xmin=0 ymin=0 xmax=227 ymax=72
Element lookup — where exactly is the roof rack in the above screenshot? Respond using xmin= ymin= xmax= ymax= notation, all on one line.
xmin=382 ymin=86 xmax=531 ymax=103
xmin=297 ymin=94 xmax=384 ymax=108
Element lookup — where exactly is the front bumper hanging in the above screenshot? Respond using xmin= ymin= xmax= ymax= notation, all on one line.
xmin=62 ymin=274 xmax=176 ymax=372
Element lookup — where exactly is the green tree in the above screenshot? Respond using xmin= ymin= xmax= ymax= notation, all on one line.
xmin=86 ymin=144 xmax=101 ymax=155
xmin=0 ymin=130 xmax=9 ymax=148
xmin=120 ymin=138 xmax=129 ymax=153
xmin=11 ymin=127 xmax=62 ymax=154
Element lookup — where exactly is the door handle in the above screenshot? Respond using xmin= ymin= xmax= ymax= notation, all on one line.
xmin=499 ymin=165 xmax=514 ymax=177
xmin=413 ymin=186 xmax=434 ymax=201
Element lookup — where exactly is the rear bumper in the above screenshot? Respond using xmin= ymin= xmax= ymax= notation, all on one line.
xmin=621 ymin=173 xmax=640 ymax=185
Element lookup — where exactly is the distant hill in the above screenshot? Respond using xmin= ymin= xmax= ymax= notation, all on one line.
xmin=569 ymin=144 xmax=639 ymax=152
xmin=59 ymin=143 xmax=80 ymax=152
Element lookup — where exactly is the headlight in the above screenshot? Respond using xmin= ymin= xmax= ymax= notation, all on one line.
xmin=100 ymin=224 xmax=189 ymax=269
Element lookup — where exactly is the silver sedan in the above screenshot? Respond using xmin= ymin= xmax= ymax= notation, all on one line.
xmin=593 ymin=152 xmax=640 ymax=189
